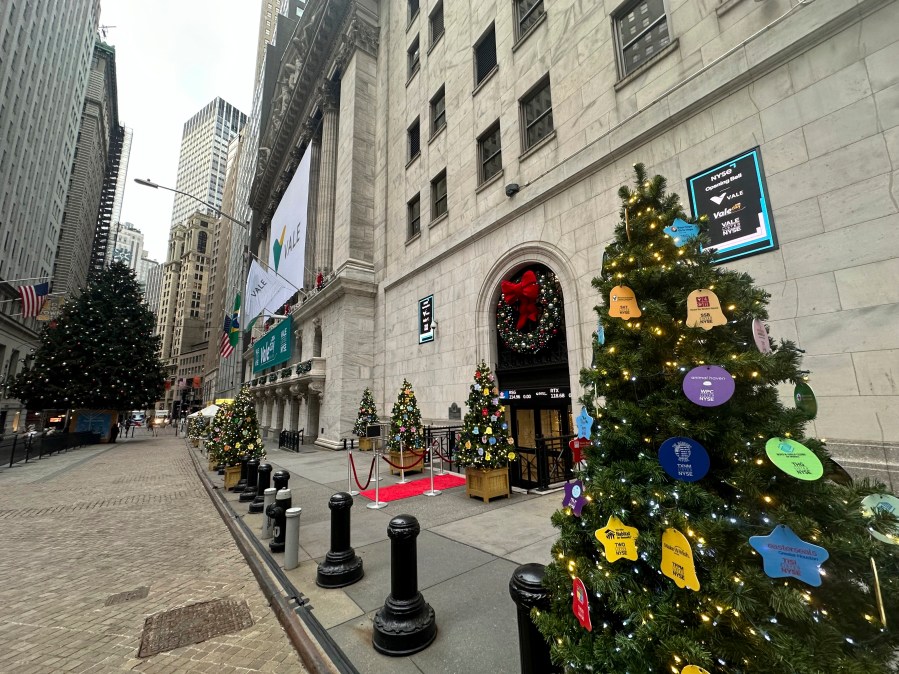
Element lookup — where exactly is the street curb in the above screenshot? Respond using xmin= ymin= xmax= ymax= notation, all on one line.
xmin=187 ymin=446 xmax=358 ymax=674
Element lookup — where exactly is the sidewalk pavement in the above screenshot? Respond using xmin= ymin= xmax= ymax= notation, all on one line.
xmin=208 ymin=442 xmax=559 ymax=674
xmin=0 ymin=434 xmax=307 ymax=674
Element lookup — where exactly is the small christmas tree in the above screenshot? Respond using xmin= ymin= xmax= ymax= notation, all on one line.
xmin=455 ymin=361 xmax=516 ymax=469
xmin=353 ymin=387 xmax=380 ymax=437
xmin=534 ymin=164 xmax=899 ymax=673
xmin=214 ymin=387 xmax=264 ymax=466
xmin=386 ymin=379 xmax=424 ymax=452
xmin=205 ymin=402 xmax=232 ymax=466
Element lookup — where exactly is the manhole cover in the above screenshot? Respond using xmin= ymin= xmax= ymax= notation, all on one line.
xmin=138 ymin=598 xmax=253 ymax=657
xmin=105 ymin=586 xmax=150 ymax=606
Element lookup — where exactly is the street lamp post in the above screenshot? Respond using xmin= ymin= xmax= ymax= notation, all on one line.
xmin=133 ymin=178 xmax=249 ymax=229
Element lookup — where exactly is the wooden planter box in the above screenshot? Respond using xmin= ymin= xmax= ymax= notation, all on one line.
xmin=465 ymin=466 xmax=510 ymax=503
xmin=223 ymin=465 xmax=242 ymax=489
xmin=388 ymin=449 xmax=424 ymax=475
xmin=191 ymin=438 xmax=200 ymax=447
xmin=358 ymin=437 xmax=372 ymax=451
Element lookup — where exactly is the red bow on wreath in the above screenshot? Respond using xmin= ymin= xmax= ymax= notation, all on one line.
xmin=502 ymin=270 xmax=539 ymax=329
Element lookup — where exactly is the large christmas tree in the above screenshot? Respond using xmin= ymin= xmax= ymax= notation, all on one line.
xmin=11 ymin=262 xmax=165 ymax=410
xmin=386 ymin=379 xmax=424 ymax=452
xmin=534 ymin=165 xmax=899 ymax=673
xmin=455 ymin=361 xmax=516 ymax=469
xmin=353 ymin=387 xmax=380 ymax=437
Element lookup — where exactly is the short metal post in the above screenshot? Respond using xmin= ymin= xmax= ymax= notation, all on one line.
xmin=372 ymin=514 xmax=436 ymax=656
xmin=509 ymin=563 xmax=560 ymax=674
xmin=284 ymin=507 xmax=302 ymax=570
xmin=347 ymin=449 xmax=359 ymax=496
xmin=267 ymin=488 xmax=292 ymax=552
xmin=316 ymin=492 xmax=364 ymax=587
xmin=273 ymin=469 xmax=290 ymax=491
xmin=423 ymin=444 xmax=440 ymax=497
xmin=398 ymin=443 xmax=408 ymax=484
xmin=250 ymin=463 xmax=272 ymax=513
xmin=261 ymin=487 xmax=277 ymax=539
xmin=233 ymin=453 xmax=249 ymax=492
xmin=239 ymin=458 xmax=259 ymax=502
xmin=367 ymin=449 xmax=387 ymax=509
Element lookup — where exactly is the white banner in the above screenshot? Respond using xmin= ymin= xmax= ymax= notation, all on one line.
xmin=244 ymin=260 xmax=293 ymax=323
xmin=269 ymin=147 xmax=311 ymax=292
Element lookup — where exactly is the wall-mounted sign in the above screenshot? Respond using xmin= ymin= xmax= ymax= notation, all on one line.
xmin=419 ymin=295 xmax=434 ymax=344
xmin=686 ymin=147 xmax=777 ymax=263
xmin=253 ymin=316 xmax=292 ymax=372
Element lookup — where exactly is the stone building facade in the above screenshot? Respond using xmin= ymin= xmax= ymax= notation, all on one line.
xmin=246 ymin=0 xmax=898 ymax=480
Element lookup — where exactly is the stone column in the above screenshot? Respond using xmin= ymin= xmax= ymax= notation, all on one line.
xmin=315 ymin=81 xmax=339 ymax=275
xmin=283 ymin=394 xmax=295 ymax=433
xmin=305 ymin=128 xmax=322 ymax=290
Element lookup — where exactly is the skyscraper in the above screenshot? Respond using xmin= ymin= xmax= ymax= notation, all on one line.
xmin=170 ymin=98 xmax=247 ymax=227
xmin=0 ymin=0 xmax=100 ymax=432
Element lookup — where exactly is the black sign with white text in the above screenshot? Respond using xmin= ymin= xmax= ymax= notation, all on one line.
xmin=686 ymin=147 xmax=777 ymax=263
xmin=419 ymin=295 xmax=434 ymax=344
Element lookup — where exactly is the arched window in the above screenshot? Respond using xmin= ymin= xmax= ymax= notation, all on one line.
xmin=197 ymin=231 xmax=208 ymax=254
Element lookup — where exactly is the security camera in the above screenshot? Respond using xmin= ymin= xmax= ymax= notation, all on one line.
xmin=505 ymin=183 xmax=520 ymax=197
xmin=431 ymin=320 xmax=438 ymax=329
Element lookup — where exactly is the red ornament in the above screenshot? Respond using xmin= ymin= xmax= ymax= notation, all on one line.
xmin=572 ymin=577 xmax=592 ymax=631
xmin=482 ymin=409 xmax=488 ymax=416
xmin=501 ymin=270 xmax=539 ymax=329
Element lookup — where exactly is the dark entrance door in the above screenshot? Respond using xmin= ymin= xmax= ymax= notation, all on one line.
xmin=502 ymin=387 xmax=573 ymax=490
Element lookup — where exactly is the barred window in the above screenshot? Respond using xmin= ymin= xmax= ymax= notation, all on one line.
xmin=408 ymin=35 xmax=420 ymax=79
xmin=521 ymin=76 xmax=553 ymax=150
xmin=615 ymin=0 xmax=670 ymax=77
xmin=516 ymin=0 xmax=544 ymax=39
xmin=429 ymin=1 xmax=445 ymax=47
xmin=430 ymin=86 xmax=446 ymax=135
xmin=431 ymin=170 xmax=447 ymax=219
xmin=474 ymin=24 xmax=497 ymax=86
xmin=408 ymin=194 xmax=421 ymax=238
xmin=408 ymin=117 xmax=421 ymax=161
xmin=478 ymin=122 xmax=502 ymax=184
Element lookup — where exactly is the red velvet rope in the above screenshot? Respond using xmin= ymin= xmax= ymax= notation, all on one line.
xmin=348 ymin=451 xmax=377 ymax=490
xmin=380 ymin=450 xmax=426 ymax=470
xmin=431 ymin=442 xmax=454 ymax=463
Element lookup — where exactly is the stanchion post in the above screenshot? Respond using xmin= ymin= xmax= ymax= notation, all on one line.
xmin=316 ymin=492 xmax=364 ymax=587
xmin=367 ymin=448 xmax=387 ymax=509
xmin=423 ymin=443 xmax=441 ymax=497
xmin=261 ymin=487 xmax=277 ymax=539
xmin=347 ymin=449 xmax=359 ymax=496
xmin=284 ymin=507 xmax=302 ymax=570
xmin=372 ymin=515 xmax=436 ymax=656
xmin=509 ymin=563 xmax=560 ymax=674
xmin=398 ymin=442 xmax=408 ymax=484
xmin=433 ymin=439 xmax=446 ymax=476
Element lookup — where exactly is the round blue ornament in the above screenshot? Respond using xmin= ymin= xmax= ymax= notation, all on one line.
xmin=658 ymin=437 xmax=710 ymax=482
xmin=489 ymin=437 xmax=497 ymax=445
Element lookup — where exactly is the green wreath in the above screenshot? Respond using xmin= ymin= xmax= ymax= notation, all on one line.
xmin=496 ymin=269 xmax=563 ymax=354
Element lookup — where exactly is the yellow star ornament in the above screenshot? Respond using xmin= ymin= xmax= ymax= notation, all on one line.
xmin=594 ymin=515 xmax=639 ymax=562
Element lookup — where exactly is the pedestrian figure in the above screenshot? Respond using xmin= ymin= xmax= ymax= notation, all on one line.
xmin=125 ymin=418 xmax=132 ymax=438
xmin=109 ymin=421 xmax=120 ymax=444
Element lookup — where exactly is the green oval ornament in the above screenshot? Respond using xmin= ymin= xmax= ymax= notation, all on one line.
xmin=794 ymin=381 xmax=818 ymax=419
xmin=765 ymin=438 xmax=823 ymax=481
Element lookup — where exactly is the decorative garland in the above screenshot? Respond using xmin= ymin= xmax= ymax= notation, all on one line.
xmin=497 ymin=269 xmax=563 ymax=354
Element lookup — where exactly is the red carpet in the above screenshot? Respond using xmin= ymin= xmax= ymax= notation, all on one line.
xmin=360 ymin=473 xmax=466 ymax=502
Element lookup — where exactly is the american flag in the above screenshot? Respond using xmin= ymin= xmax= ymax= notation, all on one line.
xmin=220 ymin=314 xmax=235 ymax=358
xmin=17 ymin=282 xmax=49 ymax=318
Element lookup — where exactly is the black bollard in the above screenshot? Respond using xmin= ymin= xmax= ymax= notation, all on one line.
xmin=509 ymin=564 xmax=560 ymax=674
xmin=233 ymin=453 xmax=250 ymax=492
xmin=239 ymin=458 xmax=260 ymax=502
xmin=249 ymin=463 xmax=272 ymax=514
xmin=316 ymin=492 xmax=364 ymax=588
xmin=273 ymin=469 xmax=290 ymax=491
xmin=372 ymin=514 xmax=436 ymax=656
xmin=266 ymin=488 xmax=292 ymax=552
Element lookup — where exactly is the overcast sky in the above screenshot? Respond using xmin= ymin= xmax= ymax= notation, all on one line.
xmin=100 ymin=0 xmax=260 ymax=262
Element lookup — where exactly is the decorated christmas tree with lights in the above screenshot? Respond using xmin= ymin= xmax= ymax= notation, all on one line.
xmin=353 ymin=387 xmax=380 ymax=438
xmin=386 ymin=379 xmax=424 ymax=453
xmin=210 ymin=387 xmax=264 ymax=466
xmin=455 ymin=361 xmax=516 ymax=469
xmin=534 ymin=165 xmax=899 ymax=673
xmin=11 ymin=262 xmax=165 ymax=411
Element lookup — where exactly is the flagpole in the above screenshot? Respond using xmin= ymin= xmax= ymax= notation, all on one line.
xmin=0 ymin=292 xmax=66 ymax=306
xmin=1 ymin=276 xmax=52 ymax=284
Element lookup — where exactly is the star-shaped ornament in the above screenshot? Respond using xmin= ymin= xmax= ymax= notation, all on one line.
xmin=594 ymin=515 xmax=639 ymax=562
xmin=749 ymin=525 xmax=829 ymax=587
xmin=562 ymin=480 xmax=587 ymax=516
xmin=575 ymin=407 xmax=593 ymax=439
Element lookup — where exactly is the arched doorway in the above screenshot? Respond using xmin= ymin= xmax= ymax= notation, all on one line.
xmin=494 ymin=263 xmax=573 ymax=490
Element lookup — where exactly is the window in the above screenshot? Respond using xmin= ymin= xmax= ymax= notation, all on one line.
xmin=407 ymin=35 xmax=420 ymax=79
xmin=408 ymin=0 xmax=419 ymax=23
xmin=430 ymin=86 xmax=446 ymax=135
xmin=474 ymin=24 xmax=497 ymax=86
xmin=408 ymin=194 xmax=421 ymax=238
xmin=615 ymin=0 xmax=670 ymax=77
xmin=521 ymin=76 xmax=554 ymax=150
xmin=478 ymin=122 xmax=502 ymax=184
xmin=408 ymin=117 xmax=421 ymax=161
xmin=429 ymin=1 xmax=444 ymax=47
xmin=431 ymin=170 xmax=447 ymax=220
xmin=515 ymin=0 xmax=545 ymax=39
xmin=197 ymin=231 xmax=207 ymax=254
